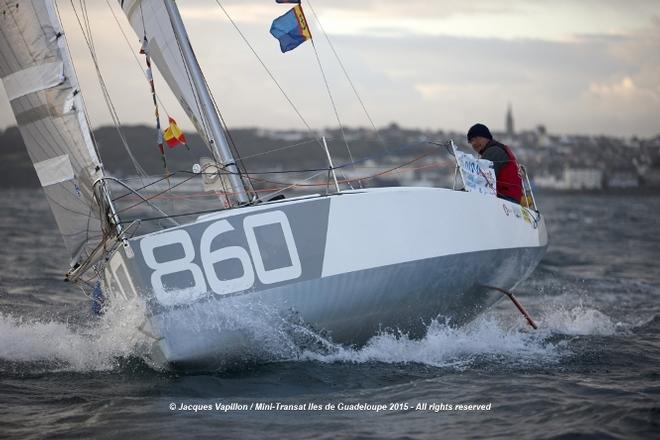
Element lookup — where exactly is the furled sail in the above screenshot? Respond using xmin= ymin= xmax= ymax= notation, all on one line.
xmin=0 ymin=0 xmax=106 ymax=264
xmin=118 ymin=0 xmax=208 ymax=142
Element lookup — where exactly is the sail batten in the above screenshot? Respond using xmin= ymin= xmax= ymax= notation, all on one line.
xmin=0 ymin=0 xmax=107 ymax=264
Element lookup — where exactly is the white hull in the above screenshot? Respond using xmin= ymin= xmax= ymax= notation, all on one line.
xmin=103 ymin=187 xmax=547 ymax=369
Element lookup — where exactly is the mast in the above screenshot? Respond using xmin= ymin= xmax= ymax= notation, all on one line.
xmin=163 ymin=0 xmax=248 ymax=205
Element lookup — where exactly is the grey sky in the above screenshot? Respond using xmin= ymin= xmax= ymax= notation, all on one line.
xmin=1 ymin=0 xmax=659 ymax=136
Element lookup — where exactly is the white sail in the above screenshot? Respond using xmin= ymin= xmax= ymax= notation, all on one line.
xmin=118 ymin=0 xmax=249 ymax=204
xmin=0 ymin=0 xmax=107 ymax=264
xmin=118 ymin=0 xmax=208 ymax=142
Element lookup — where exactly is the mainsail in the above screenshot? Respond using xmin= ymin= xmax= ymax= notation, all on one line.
xmin=118 ymin=0 xmax=249 ymax=204
xmin=0 ymin=0 xmax=108 ymax=265
xmin=118 ymin=0 xmax=208 ymax=143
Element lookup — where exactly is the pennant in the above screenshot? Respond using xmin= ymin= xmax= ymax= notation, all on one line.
xmin=270 ymin=5 xmax=312 ymax=53
xmin=163 ymin=117 xmax=187 ymax=148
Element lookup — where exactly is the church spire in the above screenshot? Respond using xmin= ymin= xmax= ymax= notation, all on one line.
xmin=506 ymin=102 xmax=515 ymax=137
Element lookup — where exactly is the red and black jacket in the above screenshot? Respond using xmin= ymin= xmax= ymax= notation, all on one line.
xmin=480 ymin=140 xmax=523 ymax=203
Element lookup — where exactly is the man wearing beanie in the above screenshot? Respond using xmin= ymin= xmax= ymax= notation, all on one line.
xmin=466 ymin=123 xmax=523 ymax=203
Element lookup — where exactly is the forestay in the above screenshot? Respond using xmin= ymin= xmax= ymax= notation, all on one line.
xmin=118 ymin=0 xmax=208 ymax=142
xmin=0 ymin=0 xmax=106 ymax=264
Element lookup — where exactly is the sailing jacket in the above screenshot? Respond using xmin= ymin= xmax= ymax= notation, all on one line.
xmin=480 ymin=140 xmax=523 ymax=203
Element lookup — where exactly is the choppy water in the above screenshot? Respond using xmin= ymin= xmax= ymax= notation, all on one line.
xmin=1 ymin=189 xmax=659 ymax=439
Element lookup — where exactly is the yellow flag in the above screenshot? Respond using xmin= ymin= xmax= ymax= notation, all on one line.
xmin=163 ymin=117 xmax=187 ymax=148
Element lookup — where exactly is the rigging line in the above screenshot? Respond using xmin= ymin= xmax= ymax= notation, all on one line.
xmin=117 ymin=207 xmax=222 ymax=224
xmin=112 ymin=172 xmax=175 ymax=202
xmin=256 ymin=169 xmax=327 ymax=201
xmin=211 ymin=0 xmax=323 ymax=151
xmin=115 ymin=138 xmax=445 ymax=204
xmin=198 ymin=62 xmax=254 ymax=195
xmin=332 ymin=138 xmax=442 ymax=170
xmin=81 ymin=1 xmax=94 ymax=55
xmin=99 ymin=177 xmax=178 ymax=226
xmin=69 ymin=0 xmax=149 ymax=182
xmin=116 ymin=169 xmax=321 ymax=224
xmin=129 ymin=148 xmax=447 ymax=209
xmin=108 ymin=1 xmax=180 ymax=207
xmin=309 ymin=37 xmax=360 ymax=188
xmin=115 ymin=171 xmax=200 ymax=215
xmin=114 ymin=165 xmax=335 ymax=205
xmin=309 ymin=146 xmax=440 ymax=184
xmin=305 ymin=0 xmax=388 ymax=152
xmin=236 ymin=137 xmax=332 ymax=161
xmin=166 ymin=3 xmax=214 ymax=158
xmin=74 ymin=0 xmax=145 ymax=177
xmin=185 ymin=139 xmax=444 ymax=175
xmin=114 ymin=139 xmax=444 ymax=204
xmin=202 ymin=146 xmax=443 ymax=189
xmin=206 ymin=83 xmax=257 ymax=200
xmin=137 ymin=0 xmax=171 ymax=176
xmin=141 ymin=37 xmax=169 ymax=172
xmin=165 ymin=1 xmax=250 ymax=202
xmin=104 ymin=0 xmax=171 ymax=116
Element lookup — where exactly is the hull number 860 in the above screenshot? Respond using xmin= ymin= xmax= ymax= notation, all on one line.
xmin=139 ymin=210 xmax=301 ymax=306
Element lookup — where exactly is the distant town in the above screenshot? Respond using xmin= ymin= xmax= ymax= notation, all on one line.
xmin=246 ymin=120 xmax=660 ymax=193
xmin=1 ymin=106 xmax=659 ymax=192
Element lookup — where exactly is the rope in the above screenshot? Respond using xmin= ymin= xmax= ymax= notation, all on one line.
xmin=140 ymin=38 xmax=166 ymax=170
xmin=212 ymin=0 xmax=324 ymax=151
xmin=165 ymin=1 xmax=214 ymax=155
xmin=235 ymin=137 xmax=327 ymax=161
xmin=117 ymin=144 xmax=446 ymax=211
xmin=309 ymin=37 xmax=359 ymax=187
xmin=104 ymin=0 xmax=172 ymax=116
xmin=112 ymin=173 xmax=175 ymax=202
xmin=206 ymin=82 xmax=257 ymax=201
xmin=119 ymin=160 xmax=453 ymax=203
xmin=69 ymin=0 xmax=149 ymax=181
xmin=305 ymin=0 xmax=388 ymax=152
xmin=116 ymin=171 xmax=200 ymax=215
xmin=115 ymin=154 xmax=449 ymax=224
xmin=113 ymin=139 xmax=449 ymax=203
xmin=248 ymin=147 xmax=442 ymax=188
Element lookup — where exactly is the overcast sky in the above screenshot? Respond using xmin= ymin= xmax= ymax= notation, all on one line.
xmin=1 ymin=0 xmax=659 ymax=136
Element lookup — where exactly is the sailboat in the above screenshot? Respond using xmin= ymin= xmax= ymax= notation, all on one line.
xmin=0 ymin=0 xmax=547 ymax=369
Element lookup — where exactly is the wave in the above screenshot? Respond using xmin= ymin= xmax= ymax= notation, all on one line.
xmin=0 ymin=295 xmax=630 ymax=373
xmin=298 ymin=303 xmax=626 ymax=368
xmin=0 ymin=298 xmax=150 ymax=372
xmin=298 ymin=316 xmax=559 ymax=368
xmin=538 ymin=303 xmax=620 ymax=336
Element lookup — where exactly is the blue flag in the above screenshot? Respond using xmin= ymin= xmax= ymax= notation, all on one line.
xmin=270 ymin=5 xmax=312 ymax=53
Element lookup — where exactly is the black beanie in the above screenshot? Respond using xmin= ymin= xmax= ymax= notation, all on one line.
xmin=467 ymin=123 xmax=492 ymax=142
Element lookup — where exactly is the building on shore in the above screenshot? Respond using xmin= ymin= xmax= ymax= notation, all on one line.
xmin=534 ymin=168 xmax=603 ymax=190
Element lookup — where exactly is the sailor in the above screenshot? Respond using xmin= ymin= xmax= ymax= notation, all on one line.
xmin=467 ymin=123 xmax=523 ymax=203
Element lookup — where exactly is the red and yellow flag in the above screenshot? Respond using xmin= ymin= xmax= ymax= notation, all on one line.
xmin=163 ymin=117 xmax=187 ymax=148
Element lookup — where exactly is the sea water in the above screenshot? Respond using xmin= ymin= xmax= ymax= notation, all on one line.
xmin=0 ymin=190 xmax=658 ymax=439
